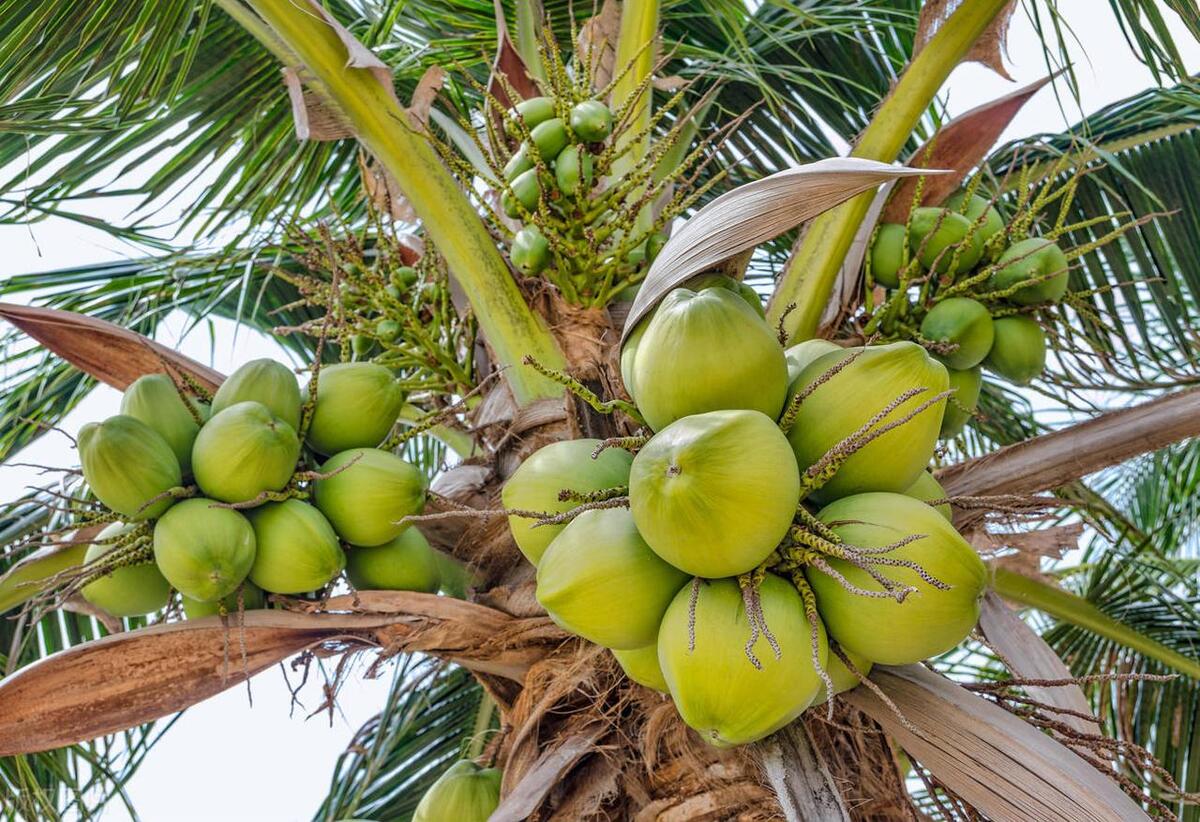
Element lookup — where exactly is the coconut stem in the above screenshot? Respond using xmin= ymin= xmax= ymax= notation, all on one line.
xmin=132 ymin=484 xmax=197 ymax=517
xmin=790 ymin=573 xmax=835 ymax=716
xmin=557 ymin=485 xmax=628 ymax=504
xmin=686 ymin=577 xmax=700 ymax=653
xmin=521 ymin=356 xmax=646 ymax=426
xmin=777 ymin=346 xmax=868 ymax=435
xmin=591 ymin=436 xmax=648 ymax=459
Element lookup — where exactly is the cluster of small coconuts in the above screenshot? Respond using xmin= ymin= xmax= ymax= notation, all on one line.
xmin=76 ymin=359 xmax=447 ymax=619
xmin=504 ymin=275 xmax=988 ymax=748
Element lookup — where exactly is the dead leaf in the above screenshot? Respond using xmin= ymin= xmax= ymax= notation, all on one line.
xmin=491 ymin=727 xmax=606 ymax=822
xmin=486 ymin=0 xmax=539 ymax=116
xmin=817 ymin=180 xmax=898 ymax=337
xmin=409 ymin=65 xmax=446 ymax=127
xmin=972 ymin=523 xmax=1083 ymax=559
xmin=577 ymin=0 xmax=621 ymax=94
xmin=0 ymin=303 xmax=223 ymax=392
xmin=283 ymin=67 xmax=354 ymax=141
xmin=358 ymin=152 xmax=417 ymax=222
xmin=913 ymin=0 xmax=1018 ymax=79
xmin=755 ymin=722 xmax=850 ymax=821
xmin=303 ymin=0 xmax=397 ymax=97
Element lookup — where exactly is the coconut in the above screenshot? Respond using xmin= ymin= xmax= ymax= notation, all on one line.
xmin=345 ymin=526 xmax=441 ymax=593
xmin=903 ymin=470 xmax=952 ymax=521
xmin=908 ymin=207 xmax=984 ymax=275
xmin=990 ymin=237 xmax=1070 ymax=304
xmin=246 ymin=499 xmax=345 ymax=594
xmin=658 ymin=575 xmax=828 ymax=747
xmin=613 ymin=642 xmax=668 ymax=692
xmin=986 ymin=315 xmax=1046 ymax=384
xmin=554 ymin=145 xmax=593 ymax=195
xmin=685 ymin=273 xmax=766 ymax=318
xmin=511 ymin=225 xmax=550 ymax=276
xmin=501 ymin=438 xmax=633 ymax=566
xmin=306 ymin=363 xmax=405 ymax=455
xmin=153 ymin=498 xmax=256 ymax=602
xmin=413 ymin=760 xmax=502 ymax=822
xmin=78 ymin=415 xmax=182 ymax=520
xmin=81 ymin=522 xmax=171 ymax=617
xmin=502 ymin=167 xmax=540 ymax=217
xmin=508 ymin=96 xmax=555 ymax=134
xmin=940 ymin=366 xmax=982 ymax=438
xmin=182 ymin=581 xmax=266 ymax=619
xmin=211 ymin=359 xmax=302 ymax=431
xmin=530 ymin=117 xmax=568 ymax=160
xmin=785 ymin=341 xmax=948 ymax=502
xmin=624 ymin=287 xmax=788 ymax=431
xmin=944 ymin=191 xmax=1005 ymax=249
xmin=810 ymin=647 xmax=873 ymax=706
xmin=313 ymin=448 xmax=426 ymax=546
xmin=869 ymin=222 xmax=909 ymax=288
xmin=504 ymin=143 xmax=533 ymax=181
xmin=630 ymin=410 xmax=799 ymax=578
xmin=808 ymin=492 xmax=987 ymax=665
xmin=919 ymin=298 xmax=994 ymax=370
xmin=191 ymin=401 xmax=300 ymax=504
xmin=433 ymin=549 xmax=475 ymax=599
xmin=536 ymin=509 xmax=689 ymax=649
xmin=784 ymin=339 xmax=841 ymax=385
xmin=120 ymin=374 xmax=206 ymax=475
xmin=569 ymin=100 xmax=613 ymax=142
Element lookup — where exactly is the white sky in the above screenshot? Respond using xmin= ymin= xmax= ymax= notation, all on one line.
xmin=0 ymin=1 xmax=1197 ymax=820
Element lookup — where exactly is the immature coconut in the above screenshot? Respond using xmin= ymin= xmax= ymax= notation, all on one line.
xmin=908 ymin=207 xmax=984 ymax=275
xmin=810 ymin=647 xmax=873 ymax=706
xmin=501 ymin=438 xmax=633 ymax=565
xmin=569 ymin=100 xmax=613 ymax=142
xmin=433 ymin=549 xmax=476 ymax=599
xmin=809 ymin=492 xmax=987 ymax=665
xmin=903 ymin=470 xmax=952 ymax=521
xmin=210 ymin=358 xmax=302 ymax=431
xmin=940 ymin=366 xmax=982 ymax=438
xmin=919 ymin=297 xmax=994 ymax=370
xmin=511 ymin=225 xmax=550 ymax=276
xmin=784 ymin=339 xmax=841 ymax=384
xmin=685 ymin=272 xmax=766 ymax=318
xmin=630 ymin=410 xmax=799 ymax=578
xmin=613 ymin=642 xmax=668 ymax=692
xmin=78 ymin=415 xmax=182 ymax=521
xmin=990 ymin=237 xmax=1070 ymax=304
xmin=869 ymin=222 xmax=909 ymax=288
xmin=191 ymin=401 xmax=300 ymax=504
xmin=81 ymin=522 xmax=171 ymax=617
xmin=507 ymin=96 xmax=555 ymax=134
xmin=624 ymin=286 xmax=788 ymax=431
xmin=536 ymin=509 xmax=689 ymax=649
xmin=986 ymin=315 xmax=1046 ymax=384
xmin=120 ymin=374 xmax=206 ymax=475
xmin=530 ymin=117 xmax=569 ymax=160
xmin=658 ymin=575 xmax=828 ymax=747
xmin=345 ymin=527 xmax=441 ymax=593
xmin=502 ymin=167 xmax=540 ymax=217
xmin=503 ymin=143 xmax=533 ymax=181
xmin=306 ymin=362 xmax=405 ymax=455
xmin=785 ymin=341 xmax=948 ymax=502
xmin=412 ymin=760 xmax=502 ymax=822
xmin=153 ymin=498 xmax=256 ymax=602
xmin=944 ymin=191 xmax=1005 ymax=251
xmin=313 ymin=448 xmax=426 ymax=546
xmin=554 ymin=145 xmax=593 ymax=196
xmin=246 ymin=499 xmax=345 ymax=594
xmin=182 ymin=581 xmax=266 ymax=619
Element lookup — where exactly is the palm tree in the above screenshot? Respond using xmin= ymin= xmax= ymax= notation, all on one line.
xmin=1 ymin=1 xmax=1199 ymax=819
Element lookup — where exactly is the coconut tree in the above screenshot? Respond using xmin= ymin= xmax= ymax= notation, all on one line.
xmin=1 ymin=1 xmax=1200 ymax=819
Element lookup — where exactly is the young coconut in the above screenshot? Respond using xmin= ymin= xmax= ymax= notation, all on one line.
xmin=529 ymin=117 xmax=568 ymax=160
xmin=658 ymin=575 xmax=829 ymax=747
xmin=120 ymin=374 xmax=207 ymax=475
xmin=903 ymin=470 xmax=952 ymax=521
xmin=191 ymin=401 xmax=300 ymax=504
xmin=81 ymin=522 xmax=171 ymax=617
xmin=908 ymin=207 xmax=984 ymax=275
xmin=808 ymin=492 xmax=987 ymax=665
xmin=990 ymin=237 xmax=1070 ymax=304
xmin=313 ymin=448 xmax=426 ymax=546
xmin=433 ymin=549 xmax=476 ymax=599
xmin=630 ymin=410 xmax=799 ymax=579
xmin=536 ymin=509 xmax=689 ymax=650
xmin=210 ymin=358 xmax=302 ymax=431
xmin=940 ymin=366 xmax=982 ymax=438
xmin=868 ymin=222 xmax=909 ymax=288
xmin=944 ymin=191 xmax=1005 ymax=250
xmin=784 ymin=339 xmax=841 ymax=385
xmin=569 ymin=99 xmax=613 ymax=142
xmin=182 ymin=581 xmax=266 ymax=619
xmin=345 ymin=527 xmax=441 ymax=593
xmin=985 ymin=315 xmax=1046 ymax=384
xmin=246 ymin=499 xmax=345 ymax=594
xmin=810 ymin=647 xmax=873 ymax=706
xmin=785 ymin=341 xmax=948 ymax=502
xmin=506 ymin=96 xmax=556 ymax=135
xmin=685 ymin=273 xmax=766 ymax=318
xmin=511 ymin=225 xmax=550 ymax=276
xmin=78 ymin=415 xmax=182 ymax=521
xmin=554 ymin=145 xmax=593 ymax=196
xmin=305 ymin=363 xmax=405 ymax=455
xmin=501 ymin=438 xmax=633 ymax=566
xmin=412 ymin=760 xmax=502 ymax=822
xmin=919 ymin=297 xmax=995 ymax=370
xmin=613 ymin=642 xmax=669 ymax=692
xmin=153 ymin=498 xmax=256 ymax=602
xmin=624 ymin=286 xmax=788 ymax=431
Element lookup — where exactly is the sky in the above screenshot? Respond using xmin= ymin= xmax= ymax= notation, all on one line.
xmin=0 ymin=1 xmax=1198 ymax=820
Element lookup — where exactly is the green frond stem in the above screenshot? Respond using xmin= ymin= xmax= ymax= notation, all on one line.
xmin=513 ymin=4 xmax=547 ymax=85
xmin=767 ymin=0 xmax=1013 ymax=341
xmin=0 ymin=543 xmax=88 ymax=614
xmin=610 ymin=0 xmax=660 ymax=233
xmin=465 ymin=691 xmax=496 ymax=761
xmin=992 ymin=566 xmax=1200 ymax=680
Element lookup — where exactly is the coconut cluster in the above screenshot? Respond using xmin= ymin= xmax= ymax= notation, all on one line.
xmin=503 ymin=276 xmax=987 ymax=747
xmin=76 ymin=359 xmax=445 ymax=619
xmin=869 ymin=192 xmax=1065 ymax=436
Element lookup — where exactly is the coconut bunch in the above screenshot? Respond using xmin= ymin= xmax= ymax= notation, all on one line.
xmin=64 ymin=358 xmax=450 ymax=622
xmin=502 ymin=275 xmax=987 ymax=748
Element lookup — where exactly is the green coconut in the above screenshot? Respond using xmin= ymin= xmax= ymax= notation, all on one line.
xmin=554 ymin=145 xmax=593 ymax=196
xmin=511 ymin=225 xmax=550 ymax=276
xmin=503 ymin=143 xmax=533 ymax=181
xmin=246 ymin=499 xmax=345 ymax=594
xmin=785 ymin=341 xmax=948 ymax=502
xmin=433 ymin=549 xmax=475 ymax=599
xmin=784 ymin=339 xmax=841 ymax=385
xmin=940 ymin=366 xmax=982 ymax=438
xmin=985 ymin=315 xmax=1046 ymax=384
xmin=685 ymin=273 xmax=766 ymax=318
xmin=81 ymin=522 xmax=171 ymax=617
xmin=120 ymin=374 xmax=207 ymax=475
xmin=313 ymin=448 xmax=426 ymax=546
xmin=903 ymin=470 xmax=952 ymax=521
xmin=944 ymin=191 xmax=1005 ymax=249
xmin=530 ymin=117 xmax=568 ymax=160
xmin=536 ymin=509 xmax=689 ymax=650
xmin=306 ymin=362 xmax=405 ymax=455
xmin=153 ymin=498 xmax=256 ymax=602
xmin=908 ymin=207 xmax=984 ymax=275
xmin=869 ymin=222 xmax=909 ymax=288
xmin=569 ymin=100 xmax=613 ymax=142
xmin=613 ymin=642 xmax=668 ymax=692
xmin=191 ymin=401 xmax=300 ymax=504
xmin=619 ymin=319 xmax=646 ymax=399
xmin=211 ymin=359 xmax=302 ymax=431
xmin=500 ymin=438 xmax=633 ymax=566
xmin=78 ymin=415 xmax=182 ymax=521
xmin=919 ymin=298 xmax=994 ymax=370
xmin=809 ymin=492 xmax=987 ymax=665
xmin=345 ymin=526 xmax=441 ymax=593
xmin=502 ymin=167 xmax=540 ymax=217
xmin=630 ymin=410 xmax=799 ymax=578
xmin=413 ymin=760 xmax=502 ymax=822
xmin=182 ymin=581 xmax=266 ymax=619
xmin=990 ymin=237 xmax=1070 ymax=305
xmin=508 ymin=96 xmax=556 ymax=134
xmin=810 ymin=647 xmax=873 ymax=706
xmin=658 ymin=575 xmax=828 ymax=747
xmin=624 ymin=287 xmax=788 ymax=431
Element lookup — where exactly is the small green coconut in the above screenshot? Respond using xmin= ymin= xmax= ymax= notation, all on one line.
xmin=153 ymin=498 xmax=256 ymax=603
xmin=919 ymin=298 xmax=995 ymax=370
xmin=182 ymin=581 xmax=266 ymax=620
xmin=613 ymin=642 xmax=669 ymax=692
xmin=246 ymin=499 xmax=345 ymax=594
xmin=810 ymin=647 xmax=873 ymax=706
xmin=985 ymin=315 xmax=1046 ymax=385
xmin=908 ymin=207 xmax=984 ymax=275
xmin=313 ymin=448 xmax=426 ymax=546
xmin=345 ymin=527 xmax=441 ymax=593
xmin=413 ymin=760 xmax=502 ymax=822
xmin=306 ymin=362 xmax=405 ymax=455
xmin=78 ymin=415 xmax=182 ymax=521
xmin=990 ymin=237 xmax=1070 ymax=304
xmin=939 ymin=366 xmax=982 ymax=439
xmin=120 ymin=374 xmax=206 ymax=475
xmin=869 ymin=222 xmax=909 ymax=288
xmin=191 ymin=401 xmax=300 ymax=504
xmin=903 ymin=470 xmax=952 ymax=521
xmin=211 ymin=359 xmax=302 ymax=431
xmin=81 ymin=522 xmax=171 ymax=617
